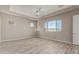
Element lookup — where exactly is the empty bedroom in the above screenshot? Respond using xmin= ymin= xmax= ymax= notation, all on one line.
xmin=0 ymin=5 xmax=79 ymax=54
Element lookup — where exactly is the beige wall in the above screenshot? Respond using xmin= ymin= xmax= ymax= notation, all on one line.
xmin=0 ymin=12 xmax=36 ymax=42
xmin=0 ymin=8 xmax=79 ymax=43
xmin=0 ymin=15 xmax=1 ymax=42
xmin=38 ymin=8 xmax=79 ymax=43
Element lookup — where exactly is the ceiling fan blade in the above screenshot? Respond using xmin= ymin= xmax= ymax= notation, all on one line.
xmin=38 ymin=7 xmax=42 ymax=11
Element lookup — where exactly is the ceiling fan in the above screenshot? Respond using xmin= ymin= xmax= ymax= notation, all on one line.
xmin=32 ymin=7 xmax=42 ymax=19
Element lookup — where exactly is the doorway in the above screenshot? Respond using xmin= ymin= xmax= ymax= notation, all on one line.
xmin=73 ymin=15 xmax=79 ymax=45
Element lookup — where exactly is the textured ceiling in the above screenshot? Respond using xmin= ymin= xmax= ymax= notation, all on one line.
xmin=0 ymin=5 xmax=78 ymax=20
xmin=10 ymin=5 xmax=59 ymax=18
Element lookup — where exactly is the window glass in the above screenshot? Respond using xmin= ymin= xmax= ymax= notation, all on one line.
xmin=57 ymin=20 xmax=62 ymax=31
xmin=48 ymin=21 xmax=56 ymax=32
xmin=44 ymin=20 xmax=62 ymax=32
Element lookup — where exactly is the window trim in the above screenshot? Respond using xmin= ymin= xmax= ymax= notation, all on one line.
xmin=44 ymin=19 xmax=62 ymax=32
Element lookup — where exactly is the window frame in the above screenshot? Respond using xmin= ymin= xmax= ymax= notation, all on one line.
xmin=44 ymin=19 xmax=62 ymax=32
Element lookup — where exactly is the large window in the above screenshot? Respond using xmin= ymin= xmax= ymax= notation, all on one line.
xmin=44 ymin=20 xmax=62 ymax=32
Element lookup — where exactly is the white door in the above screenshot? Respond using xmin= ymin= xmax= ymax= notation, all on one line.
xmin=73 ymin=15 xmax=79 ymax=45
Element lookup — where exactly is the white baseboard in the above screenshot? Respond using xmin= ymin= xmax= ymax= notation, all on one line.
xmin=39 ymin=37 xmax=72 ymax=45
xmin=0 ymin=37 xmax=73 ymax=45
xmin=0 ymin=37 xmax=34 ymax=43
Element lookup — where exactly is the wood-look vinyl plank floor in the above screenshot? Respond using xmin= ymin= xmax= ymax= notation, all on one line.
xmin=0 ymin=38 xmax=79 ymax=54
